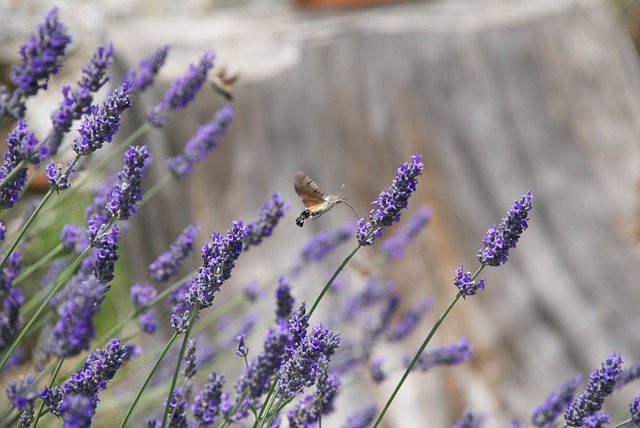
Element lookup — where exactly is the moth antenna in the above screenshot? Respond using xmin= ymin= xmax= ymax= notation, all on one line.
xmin=343 ymin=201 xmax=360 ymax=219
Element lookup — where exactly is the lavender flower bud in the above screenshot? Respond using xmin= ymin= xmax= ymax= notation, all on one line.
xmin=46 ymin=159 xmax=74 ymax=191
xmin=0 ymin=121 xmax=31 ymax=208
xmin=235 ymin=333 xmax=249 ymax=358
xmin=6 ymin=374 xmax=36 ymax=411
xmin=276 ymin=276 xmax=295 ymax=320
xmin=564 ymin=353 xmax=624 ymax=426
xmin=146 ymin=50 xmax=215 ymax=127
xmin=183 ymin=339 xmax=198 ymax=379
xmin=10 ymin=8 xmax=71 ymax=98
xmin=630 ymin=397 xmax=640 ymax=425
xmin=453 ymin=265 xmax=485 ymax=298
xmin=166 ymin=105 xmax=233 ymax=179
xmin=369 ymin=357 xmax=386 ymax=383
xmin=192 ymin=371 xmax=225 ymax=426
xmin=165 ymin=387 xmax=189 ymax=428
xmin=106 ymin=145 xmax=152 ymax=220
xmin=477 ymin=191 xmax=533 ymax=266
xmin=60 ymin=223 xmax=87 ymax=252
xmin=295 ymin=220 xmax=354 ymax=269
xmin=59 ymin=394 xmax=96 ymax=428
xmin=532 ymin=374 xmax=583 ymax=428
xmin=243 ymin=278 xmax=263 ymax=302
xmin=131 ymin=282 xmax=158 ymax=334
xmin=356 ymin=154 xmax=424 ymax=246
xmin=71 ymin=82 xmax=132 ymax=156
xmin=90 ymin=224 xmax=120 ymax=283
xmin=343 ymin=404 xmax=378 ymax=428
xmin=386 ymin=298 xmax=434 ymax=341
xmin=381 ymin=206 xmax=431 ymax=259
xmin=125 ymin=45 xmax=170 ymax=93
xmin=244 ymin=193 xmax=288 ymax=250
xmin=149 ymin=222 xmax=200 ymax=282
xmin=0 ymin=223 xmax=5 ymax=242
xmin=581 ymin=412 xmax=609 ymax=428
xmin=408 ymin=337 xmax=472 ymax=372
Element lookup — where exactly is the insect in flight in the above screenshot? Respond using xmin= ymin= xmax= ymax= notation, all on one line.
xmin=211 ymin=66 xmax=239 ymax=101
xmin=294 ymin=170 xmax=358 ymax=227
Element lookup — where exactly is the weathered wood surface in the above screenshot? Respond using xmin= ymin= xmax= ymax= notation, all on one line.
xmin=6 ymin=0 xmax=640 ymax=425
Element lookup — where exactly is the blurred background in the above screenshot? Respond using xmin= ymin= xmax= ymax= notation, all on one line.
xmin=2 ymin=0 xmax=640 ymax=426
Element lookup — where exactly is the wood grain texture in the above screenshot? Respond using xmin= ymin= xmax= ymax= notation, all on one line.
xmin=110 ymin=0 xmax=640 ymax=424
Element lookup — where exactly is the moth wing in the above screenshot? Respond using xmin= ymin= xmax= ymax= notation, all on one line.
xmin=294 ymin=170 xmax=326 ymax=200
xmin=217 ymin=66 xmax=227 ymax=80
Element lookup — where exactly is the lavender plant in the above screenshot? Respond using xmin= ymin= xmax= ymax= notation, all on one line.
xmin=0 ymin=7 xmax=636 ymax=428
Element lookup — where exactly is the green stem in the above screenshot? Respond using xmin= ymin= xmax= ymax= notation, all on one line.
xmin=161 ymin=308 xmax=199 ymax=428
xmin=15 ymin=243 xmax=64 ymax=287
xmin=0 ymin=159 xmax=27 ymax=192
xmin=372 ymin=264 xmax=486 ymax=427
xmin=308 ymin=243 xmax=362 ymax=318
xmin=0 ymin=244 xmax=91 ymax=372
xmin=608 ymin=419 xmax=632 ymax=428
xmin=119 ymin=332 xmax=179 ymax=428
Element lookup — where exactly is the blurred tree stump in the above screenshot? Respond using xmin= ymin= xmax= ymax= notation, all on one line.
xmin=111 ymin=0 xmax=640 ymax=425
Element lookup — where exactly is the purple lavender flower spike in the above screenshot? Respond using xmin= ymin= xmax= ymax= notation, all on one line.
xmin=630 ymin=397 xmax=640 ymax=425
xmin=131 ymin=282 xmax=158 ymax=334
xmin=386 ymin=297 xmax=434 ymax=341
xmin=235 ymin=333 xmax=249 ymax=358
xmin=565 ymin=353 xmax=624 ymax=426
xmin=6 ymin=374 xmax=36 ymax=411
xmin=10 ymin=8 xmax=71 ymax=98
xmin=477 ymin=191 xmax=533 ymax=266
xmin=149 ymin=222 xmax=200 ymax=282
xmin=408 ymin=337 xmax=472 ymax=372
xmin=244 ymin=193 xmax=289 ymax=250
xmin=192 ymin=371 xmax=225 ymax=426
xmin=106 ymin=145 xmax=152 ymax=220
xmin=71 ymin=82 xmax=132 ymax=156
xmin=183 ymin=339 xmax=197 ymax=379
xmin=165 ymin=387 xmax=189 ymax=427
xmin=90 ymin=224 xmax=120 ymax=283
xmin=276 ymin=276 xmax=295 ymax=320
xmin=531 ymin=374 xmax=583 ymax=428
xmin=382 ymin=206 xmax=431 ymax=259
xmin=146 ymin=50 xmax=215 ymax=127
xmin=125 ymin=45 xmax=170 ymax=93
xmin=244 ymin=278 xmax=263 ymax=301
xmin=0 ymin=223 xmax=5 ymax=242
xmin=59 ymin=394 xmax=96 ymax=428
xmin=46 ymin=159 xmax=74 ymax=192
xmin=616 ymin=362 xmax=640 ymax=389
xmin=356 ymin=154 xmax=424 ymax=246
xmin=41 ymin=338 xmax=135 ymax=415
xmin=343 ymin=404 xmax=378 ymax=428
xmin=0 ymin=121 xmax=36 ymax=209
xmin=296 ymin=220 xmax=354 ymax=266
xmin=581 ymin=412 xmax=609 ymax=428
xmin=12 ymin=120 xmax=46 ymax=164
xmin=49 ymin=275 xmax=109 ymax=358
xmin=166 ymin=104 xmax=234 ymax=179
xmin=452 ymin=409 xmax=485 ymax=428
xmin=453 ymin=265 xmax=485 ymax=298
xmin=0 ymin=252 xmax=24 ymax=353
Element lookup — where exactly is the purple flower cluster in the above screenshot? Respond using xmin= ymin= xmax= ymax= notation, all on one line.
xmin=59 ymin=394 xmax=96 ymax=428
xmin=60 ymin=223 xmax=87 ymax=253
xmin=453 ymin=265 xmax=485 ymax=298
xmin=341 ymin=277 xmax=396 ymax=322
xmin=244 ymin=193 xmax=289 ymax=250
xmin=0 ymin=223 xmax=5 ymax=242
xmin=0 ymin=252 xmax=24 ymax=353
xmin=452 ymin=409 xmax=485 ymax=428
xmin=275 ymin=276 xmax=295 ymax=320
xmin=0 ymin=121 xmax=37 ymax=209
xmin=165 ymin=387 xmax=189 ymax=428
xmin=192 ymin=371 xmax=225 ymax=426
xmin=106 ymin=145 xmax=152 ymax=220
xmin=369 ymin=357 xmax=386 ymax=383
xmin=565 ymin=353 xmax=624 ymax=426
xmin=408 ymin=337 xmax=472 ymax=372
xmin=531 ymin=374 xmax=583 ymax=428
xmin=343 ymin=404 xmax=378 ymax=428
xmin=146 ymin=50 xmax=215 ymax=127
xmin=124 ymin=45 xmax=170 ymax=93
xmin=616 ymin=362 xmax=640 ymax=388
xmin=130 ymin=282 xmax=158 ymax=334
xmin=296 ymin=221 xmax=354 ymax=267
xmin=356 ymin=154 xmax=423 ymax=246
xmin=71 ymin=82 xmax=132 ymax=156
xmin=386 ymin=298 xmax=434 ymax=341
xmin=166 ymin=105 xmax=234 ymax=178
xmin=10 ymin=8 xmax=71 ymax=99
xmin=6 ymin=374 xmax=36 ymax=411
xmin=631 ymin=397 xmax=640 ymax=424
xmin=149 ymin=222 xmax=200 ymax=282
xmin=49 ymin=43 xmax=116 ymax=151
xmin=48 ymin=275 xmax=109 ymax=358
xmin=172 ymin=221 xmax=246 ymax=332
xmin=581 ymin=412 xmax=609 ymax=428
xmin=89 ymin=224 xmax=120 ymax=283
xmin=46 ymin=159 xmax=74 ymax=192
xmin=236 ymin=333 xmax=249 ymax=358
xmin=42 ymin=338 xmax=135 ymax=417
xmin=381 ymin=206 xmax=431 ymax=260
xmin=477 ymin=191 xmax=533 ymax=266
